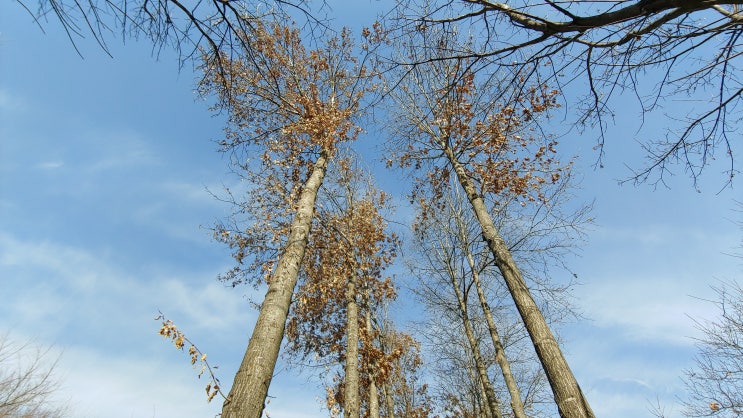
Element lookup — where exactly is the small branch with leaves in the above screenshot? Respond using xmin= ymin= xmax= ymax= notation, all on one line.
xmin=155 ymin=311 xmax=225 ymax=403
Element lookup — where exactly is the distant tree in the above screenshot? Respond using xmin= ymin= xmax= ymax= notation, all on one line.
xmin=199 ymin=21 xmax=374 ymax=418
xmin=392 ymin=0 xmax=742 ymax=184
xmin=373 ymin=324 xmax=433 ymax=418
xmin=385 ymin=27 xmax=592 ymax=418
xmin=410 ymin=179 xmax=587 ymax=417
xmin=0 ymin=335 xmax=65 ymax=418
xmin=681 ymin=279 xmax=743 ymax=417
xmin=286 ymin=158 xmax=398 ymax=418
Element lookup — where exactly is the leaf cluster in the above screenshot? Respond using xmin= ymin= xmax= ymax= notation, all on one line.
xmin=286 ymin=180 xmax=397 ymax=361
xmin=200 ymin=21 xmax=375 ymax=288
xmin=385 ymin=50 xmax=571 ymax=230
xmin=156 ymin=312 xmax=224 ymax=403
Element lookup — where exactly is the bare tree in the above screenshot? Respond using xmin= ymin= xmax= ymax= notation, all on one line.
xmin=0 ymin=335 xmax=65 ymax=418
xmin=391 ymin=0 xmax=742 ymax=184
xmin=410 ymin=200 xmax=505 ymax=418
xmin=16 ymin=0 xmax=320 ymax=65
xmin=681 ymin=280 xmax=743 ymax=417
xmin=385 ymin=25 xmax=592 ymax=417
xmin=409 ymin=175 xmax=586 ymax=417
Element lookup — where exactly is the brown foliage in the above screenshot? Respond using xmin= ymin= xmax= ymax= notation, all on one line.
xmin=156 ymin=312 xmax=224 ymax=403
xmin=286 ymin=164 xmax=397 ymax=361
xmin=386 ymin=52 xmax=569 ymax=230
xmin=198 ymin=22 xmax=372 ymax=288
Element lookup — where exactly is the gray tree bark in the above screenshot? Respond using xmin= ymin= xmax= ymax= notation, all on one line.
xmin=383 ymin=381 xmax=395 ymax=418
xmin=453 ymin=210 xmax=528 ymax=418
xmin=365 ymin=309 xmax=380 ymax=418
xmin=441 ymin=143 xmax=594 ymax=418
xmin=444 ymin=259 xmax=503 ymax=418
xmin=344 ymin=271 xmax=360 ymax=418
xmin=221 ymin=151 xmax=330 ymax=418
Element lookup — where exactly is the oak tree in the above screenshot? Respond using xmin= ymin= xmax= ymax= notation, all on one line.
xmin=200 ymin=21 xmax=372 ymax=418
xmin=285 ymin=158 xmax=398 ymax=418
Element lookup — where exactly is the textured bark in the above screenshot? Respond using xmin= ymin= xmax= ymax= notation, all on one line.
xmin=445 ymin=261 xmax=503 ymax=418
xmin=365 ymin=309 xmax=380 ymax=418
xmin=383 ymin=382 xmax=395 ymax=418
xmin=442 ymin=144 xmax=594 ymax=418
xmin=466 ymin=363 xmax=490 ymax=418
xmin=473 ymin=266 xmax=528 ymax=418
xmin=221 ymin=151 xmax=330 ymax=418
xmin=454 ymin=214 xmax=527 ymax=418
xmin=344 ymin=272 xmax=360 ymax=418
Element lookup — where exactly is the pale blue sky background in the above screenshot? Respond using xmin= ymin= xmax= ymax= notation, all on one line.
xmin=1 ymin=1 xmax=741 ymax=417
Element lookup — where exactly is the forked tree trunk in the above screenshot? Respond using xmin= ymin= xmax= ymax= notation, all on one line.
xmin=454 ymin=211 xmax=528 ymax=418
xmin=445 ymin=263 xmax=502 ymax=418
xmin=222 ymin=151 xmax=331 ymax=418
xmin=441 ymin=144 xmax=595 ymax=418
xmin=345 ymin=271 xmax=361 ymax=418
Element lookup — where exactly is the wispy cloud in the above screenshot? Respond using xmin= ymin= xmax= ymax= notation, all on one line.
xmin=0 ymin=88 xmax=28 ymax=112
xmin=35 ymin=161 xmax=65 ymax=170
xmin=0 ymin=232 xmax=264 ymax=417
xmin=572 ymin=220 xmax=738 ymax=343
xmin=560 ymin=216 xmax=739 ymax=418
xmin=576 ymin=275 xmax=710 ymax=344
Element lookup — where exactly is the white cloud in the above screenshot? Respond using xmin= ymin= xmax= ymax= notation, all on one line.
xmin=79 ymin=131 xmax=160 ymax=173
xmin=0 ymin=233 xmax=280 ymax=417
xmin=554 ymin=213 xmax=741 ymax=418
xmin=56 ymin=344 xmax=223 ymax=418
xmin=571 ymin=220 xmax=738 ymax=344
xmin=128 ymin=180 xmax=228 ymax=244
xmin=576 ymin=275 xmax=709 ymax=344
xmin=0 ymin=232 xmax=248 ymax=336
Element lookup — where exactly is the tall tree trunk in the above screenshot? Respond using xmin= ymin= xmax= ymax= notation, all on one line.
xmin=445 ymin=262 xmax=502 ymax=418
xmin=472 ymin=262 xmax=529 ymax=418
xmin=222 ymin=151 xmax=330 ymax=418
xmin=366 ymin=309 xmax=380 ymax=418
xmin=383 ymin=381 xmax=395 ymax=418
xmin=464 ymin=361 xmax=489 ymax=418
xmin=345 ymin=271 xmax=361 ymax=418
xmin=477 ymin=375 xmax=494 ymax=418
xmin=454 ymin=210 xmax=528 ymax=418
xmin=441 ymin=144 xmax=594 ymax=418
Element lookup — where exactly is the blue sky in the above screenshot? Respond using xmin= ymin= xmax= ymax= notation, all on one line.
xmin=1 ymin=1 xmax=741 ymax=417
